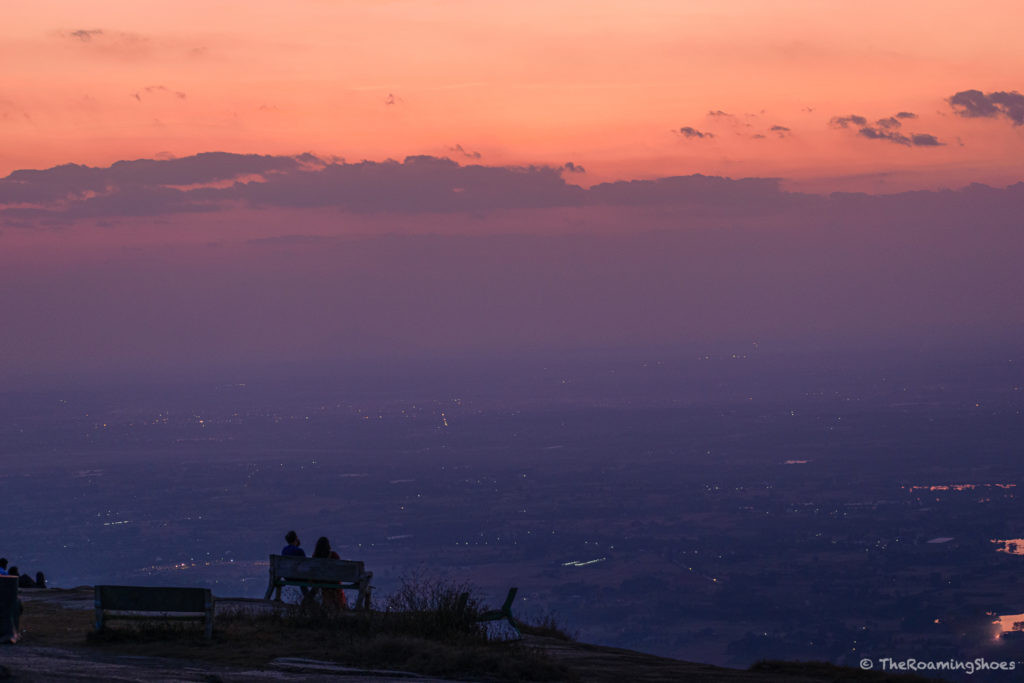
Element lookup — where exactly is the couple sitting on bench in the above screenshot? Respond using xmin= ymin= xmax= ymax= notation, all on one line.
xmin=269 ymin=530 xmax=370 ymax=609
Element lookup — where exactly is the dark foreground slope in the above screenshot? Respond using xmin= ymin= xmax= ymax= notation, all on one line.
xmin=4 ymin=588 xmax=936 ymax=682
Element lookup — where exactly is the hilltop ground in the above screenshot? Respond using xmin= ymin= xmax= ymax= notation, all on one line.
xmin=1 ymin=587 xmax=937 ymax=682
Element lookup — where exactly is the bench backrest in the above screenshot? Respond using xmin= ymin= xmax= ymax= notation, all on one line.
xmin=269 ymin=555 xmax=366 ymax=583
xmin=96 ymin=585 xmax=211 ymax=613
xmin=0 ymin=575 xmax=16 ymax=607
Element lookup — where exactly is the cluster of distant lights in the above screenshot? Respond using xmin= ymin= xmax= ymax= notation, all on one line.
xmin=904 ymin=484 xmax=1016 ymax=492
xmin=992 ymin=539 xmax=1024 ymax=556
xmin=902 ymin=483 xmax=1017 ymax=504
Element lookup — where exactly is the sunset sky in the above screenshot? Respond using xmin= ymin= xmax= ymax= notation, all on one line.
xmin=2 ymin=2 xmax=1023 ymax=383
xmin=3 ymin=0 xmax=1024 ymax=192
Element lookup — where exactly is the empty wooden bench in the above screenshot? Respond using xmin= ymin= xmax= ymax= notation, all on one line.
xmin=94 ymin=585 xmax=214 ymax=639
xmin=263 ymin=555 xmax=373 ymax=610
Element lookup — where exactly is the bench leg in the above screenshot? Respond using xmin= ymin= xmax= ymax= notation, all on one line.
xmin=94 ymin=588 xmax=104 ymax=633
xmin=506 ymin=615 xmax=521 ymax=638
xmin=205 ymin=595 xmax=214 ymax=640
xmin=264 ymin=568 xmax=278 ymax=600
xmin=356 ymin=579 xmax=365 ymax=610
xmin=366 ymin=585 xmax=373 ymax=610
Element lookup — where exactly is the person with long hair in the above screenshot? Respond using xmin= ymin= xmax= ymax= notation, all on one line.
xmin=312 ymin=536 xmax=347 ymax=609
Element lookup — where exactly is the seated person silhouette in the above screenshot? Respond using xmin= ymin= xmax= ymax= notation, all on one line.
xmin=312 ymin=536 xmax=348 ymax=609
xmin=280 ymin=530 xmax=309 ymax=599
xmin=281 ymin=530 xmax=306 ymax=557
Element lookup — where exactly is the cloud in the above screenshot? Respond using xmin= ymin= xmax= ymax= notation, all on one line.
xmin=830 ymin=115 xmax=868 ymax=129
xmin=910 ymin=133 xmax=943 ymax=146
xmin=676 ymin=126 xmax=714 ymax=139
xmin=769 ymin=125 xmax=791 ymax=138
xmin=133 ymin=85 xmax=187 ymax=102
xmin=857 ymin=127 xmax=941 ymax=147
xmin=707 ymin=110 xmax=732 ymax=118
xmin=0 ymin=154 xmax=589 ymax=222
xmin=61 ymin=28 xmax=208 ymax=62
xmin=69 ymin=29 xmax=103 ymax=42
xmin=61 ymin=28 xmax=151 ymax=57
xmin=448 ymin=144 xmax=482 ymax=160
xmin=0 ymin=152 xmax=306 ymax=208
xmin=949 ymin=89 xmax=1024 ymax=125
xmin=858 ymin=127 xmax=911 ymax=145
xmin=831 ymin=111 xmax=942 ymax=147
xmin=22 ymin=150 xmax=1024 ymax=232
xmin=384 ymin=93 xmax=402 ymax=106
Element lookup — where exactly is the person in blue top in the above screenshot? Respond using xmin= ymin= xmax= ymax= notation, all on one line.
xmin=0 ymin=558 xmax=8 ymax=575
xmin=280 ymin=530 xmax=310 ymax=599
xmin=281 ymin=530 xmax=306 ymax=557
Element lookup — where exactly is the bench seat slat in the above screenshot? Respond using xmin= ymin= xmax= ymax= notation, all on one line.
xmin=101 ymin=611 xmax=208 ymax=620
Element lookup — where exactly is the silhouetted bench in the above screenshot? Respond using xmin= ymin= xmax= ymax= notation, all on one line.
xmin=0 ymin=576 xmax=17 ymax=642
xmin=263 ymin=555 xmax=373 ymax=610
xmin=94 ymin=585 xmax=214 ymax=639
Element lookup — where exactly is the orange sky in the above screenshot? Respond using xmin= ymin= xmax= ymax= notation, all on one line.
xmin=3 ymin=0 xmax=1024 ymax=192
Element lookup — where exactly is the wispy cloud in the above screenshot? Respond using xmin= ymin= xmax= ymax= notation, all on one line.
xmin=60 ymin=28 xmax=151 ymax=57
xmin=68 ymin=29 xmax=103 ymax=42
xmin=448 ymin=144 xmax=482 ymax=160
xmin=830 ymin=115 xmax=868 ymax=129
xmin=676 ymin=126 xmax=714 ymax=139
xmin=858 ymin=127 xmax=912 ymax=145
xmin=59 ymin=28 xmax=207 ymax=61
xmin=132 ymin=85 xmax=187 ymax=102
xmin=831 ymin=111 xmax=942 ymax=147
